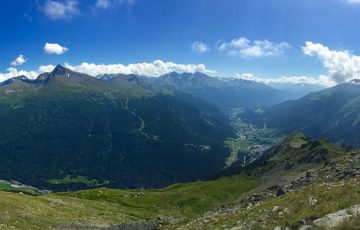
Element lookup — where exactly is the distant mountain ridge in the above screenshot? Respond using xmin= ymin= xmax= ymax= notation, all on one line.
xmin=0 ymin=75 xmax=31 ymax=87
xmin=1 ymin=66 xmax=311 ymax=111
xmin=155 ymin=71 xmax=291 ymax=111
xmin=93 ymin=70 xmax=291 ymax=111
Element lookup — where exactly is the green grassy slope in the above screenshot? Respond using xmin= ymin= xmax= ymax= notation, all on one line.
xmin=172 ymin=179 xmax=360 ymax=230
xmin=0 ymin=175 xmax=257 ymax=229
xmin=172 ymin=133 xmax=360 ymax=229
xmin=268 ymin=132 xmax=343 ymax=167
xmin=0 ymin=180 xmax=44 ymax=195
xmin=0 ymin=132 xmax=356 ymax=230
xmin=58 ymin=175 xmax=257 ymax=218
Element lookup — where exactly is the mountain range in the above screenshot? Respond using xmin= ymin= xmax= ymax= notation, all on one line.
xmin=95 ymin=71 xmax=302 ymax=111
xmin=1 ymin=66 xmax=360 ymax=228
xmin=0 ymin=65 xmax=357 ymax=191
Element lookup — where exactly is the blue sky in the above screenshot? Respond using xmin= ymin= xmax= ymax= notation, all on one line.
xmin=1 ymin=0 xmax=360 ymax=86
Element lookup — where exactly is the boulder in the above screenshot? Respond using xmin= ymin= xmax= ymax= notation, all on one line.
xmin=313 ymin=205 xmax=360 ymax=228
xmin=298 ymin=225 xmax=312 ymax=230
xmin=272 ymin=206 xmax=280 ymax=212
xmin=308 ymin=196 xmax=318 ymax=206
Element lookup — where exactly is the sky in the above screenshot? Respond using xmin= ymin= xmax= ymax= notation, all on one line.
xmin=1 ymin=0 xmax=360 ymax=86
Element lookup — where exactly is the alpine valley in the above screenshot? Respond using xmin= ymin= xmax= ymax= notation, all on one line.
xmin=0 ymin=65 xmax=296 ymax=190
xmin=1 ymin=65 xmax=360 ymax=229
xmin=3 ymin=1 xmax=360 ymax=229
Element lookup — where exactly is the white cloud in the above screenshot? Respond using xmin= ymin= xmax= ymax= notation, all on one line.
xmin=11 ymin=55 xmax=27 ymax=66
xmin=302 ymin=41 xmax=360 ymax=84
xmin=63 ymin=60 xmax=215 ymax=76
xmin=38 ymin=65 xmax=56 ymax=72
xmin=191 ymin=42 xmax=210 ymax=54
xmin=42 ymin=0 xmax=79 ymax=20
xmin=0 ymin=68 xmax=38 ymax=82
xmin=218 ymin=37 xmax=290 ymax=58
xmin=44 ymin=43 xmax=69 ymax=55
xmin=96 ymin=0 xmax=111 ymax=9
xmin=95 ymin=0 xmax=135 ymax=9
xmin=236 ymin=73 xmax=336 ymax=88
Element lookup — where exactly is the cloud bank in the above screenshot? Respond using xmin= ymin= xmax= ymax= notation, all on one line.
xmin=0 ymin=68 xmax=38 ymax=83
xmin=62 ymin=60 xmax=215 ymax=76
xmin=236 ymin=73 xmax=335 ymax=87
xmin=303 ymin=41 xmax=360 ymax=84
xmin=237 ymin=41 xmax=360 ymax=87
xmin=0 ymin=60 xmax=215 ymax=83
xmin=218 ymin=37 xmax=290 ymax=58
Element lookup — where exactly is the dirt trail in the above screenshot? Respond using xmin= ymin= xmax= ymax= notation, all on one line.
xmin=123 ymin=98 xmax=159 ymax=141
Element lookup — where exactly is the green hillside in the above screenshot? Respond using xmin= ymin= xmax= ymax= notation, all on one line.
xmin=0 ymin=132 xmax=359 ymax=229
xmin=0 ymin=176 xmax=257 ymax=229
xmin=173 ymin=133 xmax=360 ymax=229
xmin=0 ymin=66 xmax=233 ymax=190
xmin=173 ymin=179 xmax=360 ymax=230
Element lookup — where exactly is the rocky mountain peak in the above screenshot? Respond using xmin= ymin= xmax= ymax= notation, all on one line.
xmin=51 ymin=65 xmax=72 ymax=76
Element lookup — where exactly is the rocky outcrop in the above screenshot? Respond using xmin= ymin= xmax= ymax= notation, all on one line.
xmin=313 ymin=205 xmax=360 ymax=228
xmin=319 ymin=152 xmax=360 ymax=181
xmin=298 ymin=225 xmax=312 ymax=230
xmin=172 ymin=146 xmax=360 ymax=230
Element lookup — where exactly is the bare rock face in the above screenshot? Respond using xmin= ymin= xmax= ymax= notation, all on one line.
xmin=313 ymin=205 xmax=360 ymax=228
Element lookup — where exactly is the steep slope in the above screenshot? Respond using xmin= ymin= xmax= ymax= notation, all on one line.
xmin=173 ymin=133 xmax=360 ymax=230
xmin=0 ymin=176 xmax=256 ymax=229
xmin=214 ymin=132 xmax=343 ymax=183
xmin=243 ymin=132 xmax=343 ymax=177
xmin=242 ymin=82 xmax=360 ymax=148
xmin=0 ymin=65 xmax=233 ymax=190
